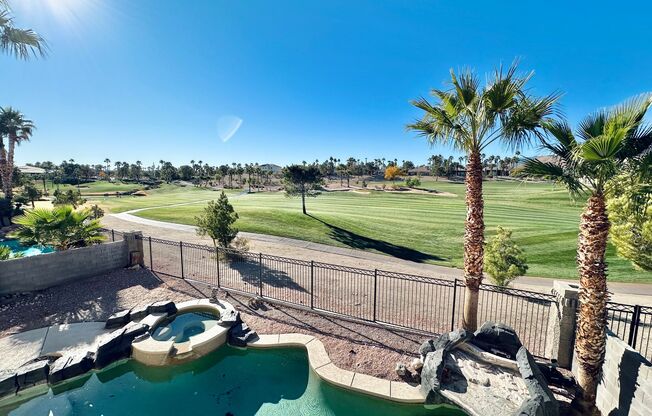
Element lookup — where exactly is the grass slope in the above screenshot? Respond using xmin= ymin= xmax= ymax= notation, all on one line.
xmin=95 ymin=181 xmax=652 ymax=283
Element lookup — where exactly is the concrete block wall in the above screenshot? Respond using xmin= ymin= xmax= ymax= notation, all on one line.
xmin=594 ymin=331 xmax=652 ymax=416
xmin=0 ymin=241 xmax=129 ymax=294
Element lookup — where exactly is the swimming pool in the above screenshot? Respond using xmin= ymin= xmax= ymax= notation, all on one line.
xmin=151 ymin=311 xmax=220 ymax=343
xmin=0 ymin=346 xmax=465 ymax=416
xmin=0 ymin=239 xmax=53 ymax=257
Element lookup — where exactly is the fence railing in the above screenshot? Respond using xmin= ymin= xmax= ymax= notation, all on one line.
xmin=103 ymin=229 xmax=652 ymax=361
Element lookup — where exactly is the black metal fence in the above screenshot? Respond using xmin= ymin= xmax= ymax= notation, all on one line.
xmin=104 ymin=229 xmax=652 ymax=361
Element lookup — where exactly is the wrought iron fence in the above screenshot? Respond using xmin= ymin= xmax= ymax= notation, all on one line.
xmin=606 ymin=302 xmax=652 ymax=361
xmin=129 ymin=232 xmax=559 ymax=357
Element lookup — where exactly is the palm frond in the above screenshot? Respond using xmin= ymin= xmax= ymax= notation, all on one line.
xmin=500 ymin=92 xmax=560 ymax=150
xmin=518 ymin=157 xmax=585 ymax=196
xmin=0 ymin=10 xmax=47 ymax=60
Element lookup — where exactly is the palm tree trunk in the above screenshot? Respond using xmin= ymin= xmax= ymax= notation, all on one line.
xmin=1 ymin=134 xmax=17 ymax=200
xmin=462 ymin=150 xmax=484 ymax=331
xmin=573 ymin=194 xmax=609 ymax=415
xmin=0 ymin=142 xmax=9 ymax=199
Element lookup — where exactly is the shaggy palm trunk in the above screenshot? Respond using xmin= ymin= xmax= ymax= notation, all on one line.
xmin=462 ymin=151 xmax=484 ymax=331
xmin=0 ymin=134 xmax=17 ymax=200
xmin=574 ymin=194 xmax=609 ymax=415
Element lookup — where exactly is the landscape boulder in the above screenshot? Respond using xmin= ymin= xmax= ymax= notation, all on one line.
xmin=515 ymin=346 xmax=559 ymax=416
xmin=219 ymin=309 xmax=241 ymax=327
xmin=49 ymin=351 xmax=95 ymax=384
xmin=148 ymin=301 xmax=177 ymax=315
xmin=128 ymin=305 xmax=150 ymax=322
xmin=228 ymin=322 xmax=258 ymax=347
xmin=15 ymin=358 xmax=50 ymax=388
xmin=420 ymin=328 xmax=471 ymax=360
xmin=96 ymin=322 xmax=148 ymax=368
xmin=0 ymin=372 xmax=16 ymax=397
xmin=471 ymin=321 xmax=522 ymax=359
xmin=105 ymin=309 xmax=131 ymax=329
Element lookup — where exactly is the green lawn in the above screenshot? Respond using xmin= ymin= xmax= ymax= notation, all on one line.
xmin=94 ymin=181 xmax=652 ymax=283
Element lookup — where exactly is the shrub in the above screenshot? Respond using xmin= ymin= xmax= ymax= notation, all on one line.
xmin=90 ymin=204 xmax=105 ymax=220
xmin=405 ymin=177 xmax=421 ymax=188
xmin=484 ymin=226 xmax=528 ymax=287
xmin=195 ymin=191 xmax=239 ymax=248
xmin=52 ymin=189 xmax=86 ymax=208
xmin=384 ymin=166 xmax=401 ymax=182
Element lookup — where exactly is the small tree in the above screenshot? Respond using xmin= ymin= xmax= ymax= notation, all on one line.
xmin=195 ymin=191 xmax=239 ymax=248
xmin=52 ymin=189 xmax=86 ymax=208
xmin=384 ymin=165 xmax=401 ymax=183
xmin=22 ymin=184 xmax=41 ymax=207
xmin=282 ymin=164 xmax=323 ymax=215
xmin=484 ymin=226 xmax=528 ymax=287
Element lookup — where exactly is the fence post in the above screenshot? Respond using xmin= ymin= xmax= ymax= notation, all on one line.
xmin=148 ymin=236 xmax=153 ymax=271
xmin=111 ymin=229 xmax=115 ymax=242
xmin=179 ymin=241 xmax=184 ymax=279
xmin=628 ymin=305 xmax=642 ymax=347
xmin=450 ymin=279 xmax=458 ymax=331
xmin=545 ymin=281 xmax=579 ymax=369
xmin=259 ymin=252 xmax=263 ymax=297
xmin=373 ymin=269 xmax=378 ymax=322
xmin=216 ymin=246 xmax=221 ymax=288
xmin=310 ymin=261 xmax=314 ymax=309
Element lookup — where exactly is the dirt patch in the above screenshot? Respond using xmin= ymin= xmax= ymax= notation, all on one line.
xmin=0 ymin=268 xmax=422 ymax=381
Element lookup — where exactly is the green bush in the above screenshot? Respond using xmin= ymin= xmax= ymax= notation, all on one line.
xmin=405 ymin=177 xmax=421 ymax=188
xmin=484 ymin=226 xmax=528 ymax=287
xmin=195 ymin=191 xmax=239 ymax=248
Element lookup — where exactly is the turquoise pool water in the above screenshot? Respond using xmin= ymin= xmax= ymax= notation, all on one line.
xmin=0 ymin=347 xmax=465 ymax=416
xmin=0 ymin=239 xmax=53 ymax=257
xmin=151 ymin=311 xmax=220 ymax=343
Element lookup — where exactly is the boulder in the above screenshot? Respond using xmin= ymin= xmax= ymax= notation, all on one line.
xmin=15 ymin=359 xmax=49 ymax=388
xmin=148 ymin=301 xmax=177 ymax=316
xmin=515 ymin=347 xmax=559 ymax=416
xmin=395 ymin=363 xmax=408 ymax=377
xmin=228 ymin=322 xmax=258 ymax=347
xmin=471 ymin=321 xmax=522 ymax=359
xmin=0 ymin=372 xmax=16 ymax=398
xmin=410 ymin=358 xmax=424 ymax=372
xmin=219 ymin=309 xmax=241 ymax=327
xmin=421 ymin=348 xmax=446 ymax=395
xmin=128 ymin=305 xmax=150 ymax=322
xmin=105 ymin=309 xmax=131 ymax=329
xmin=49 ymin=351 xmax=95 ymax=384
xmin=96 ymin=322 xmax=148 ymax=368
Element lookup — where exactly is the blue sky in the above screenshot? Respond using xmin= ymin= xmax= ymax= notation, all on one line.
xmin=5 ymin=0 xmax=652 ymax=167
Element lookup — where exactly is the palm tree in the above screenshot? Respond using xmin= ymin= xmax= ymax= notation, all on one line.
xmin=103 ymin=158 xmax=111 ymax=178
xmin=407 ymin=63 xmax=559 ymax=331
xmin=0 ymin=1 xmax=46 ymax=60
xmin=10 ymin=205 xmax=104 ymax=251
xmin=520 ymin=95 xmax=652 ymax=413
xmin=0 ymin=107 xmax=34 ymax=199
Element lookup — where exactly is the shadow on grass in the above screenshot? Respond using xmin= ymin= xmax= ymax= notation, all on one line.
xmin=306 ymin=214 xmax=445 ymax=263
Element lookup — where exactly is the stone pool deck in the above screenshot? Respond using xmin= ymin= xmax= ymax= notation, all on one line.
xmin=0 ymin=322 xmax=109 ymax=375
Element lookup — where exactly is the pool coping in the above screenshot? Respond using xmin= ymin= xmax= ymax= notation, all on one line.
xmin=247 ymin=333 xmax=425 ymax=404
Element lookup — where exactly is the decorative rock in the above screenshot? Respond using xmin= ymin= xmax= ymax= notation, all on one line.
xmin=228 ymin=322 xmax=258 ymax=347
xmin=419 ymin=339 xmax=436 ymax=360
xmin=128 ymin=305 xmax=150 ymax=322
xmin=16 ymin=359 xmax=50 ymax=388
xmin=515 ymin=346 xmax=559 ymax=416
xmin=410 ymin=358 xmax=424 ymax=372
xmin=395 ymin=363 xmax=408 ymax=377
xmin=148 ymin=301 xmax=177 ymax=316
xmin=471 ymin=321 xmax=522 ymax=360
xmin=219 ymin=309 xmax=241 ymax=327
xmin=49 ymin=351 xmax=95 ymax=384
xmin=105 ymin=309 xmax=131 ymax=329
xmin=96 ymin=322 xmax=149 ymax=368
xmin=0 ymin=372 xmax=16 ymax=397
xmin=421 ymin=348 xmax=445 ymax=394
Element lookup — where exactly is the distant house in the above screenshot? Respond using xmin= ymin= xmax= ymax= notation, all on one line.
xmin=260 ymin=163 xmax=283 ymax=174
xmin=407 ymin=165 xmax=430 ymax=176
xmin=17 ymin=165 xmax=46 ymax=175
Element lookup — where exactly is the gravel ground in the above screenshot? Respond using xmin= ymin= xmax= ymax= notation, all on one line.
xmin=0 ymin=268 xmax=422 ymax=381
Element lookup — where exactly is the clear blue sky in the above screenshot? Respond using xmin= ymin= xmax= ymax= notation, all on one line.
xmin=5 ymin=0 xmax=652 ymax=167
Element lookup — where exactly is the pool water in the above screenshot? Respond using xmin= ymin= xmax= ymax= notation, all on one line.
xmin=1 ymin=346 xmax=465 ymax=416
xmin=0 ymin=239 xmax=53 ymax=257
xmin=151 ymin=311 xmax=220 ymax=343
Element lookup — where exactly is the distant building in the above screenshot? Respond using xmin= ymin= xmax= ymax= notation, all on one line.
xmin=260 ymin=163 xmax=283 ymax=174
xmin=407 ymin=165 xmax=430 ymax=176
xmin=17 ymin=165 xmax=46 ymax=175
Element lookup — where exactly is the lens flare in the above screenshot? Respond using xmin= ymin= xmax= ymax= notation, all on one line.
xmin=217 ymin=116 xmax=243 ymax=142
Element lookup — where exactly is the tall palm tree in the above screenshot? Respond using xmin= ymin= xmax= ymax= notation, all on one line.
xmin=520 ymin=95 xmax=652 ymax=413
xmin=0 ymin=1 xmax=46 ymax=60
xmin=0 ymin=107 xmax=34 ymax=199
xmin=407 ymin=63 xmax=559 ymax=331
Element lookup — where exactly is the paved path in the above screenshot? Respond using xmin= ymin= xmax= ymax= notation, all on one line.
xmin=103 ymin=211 xmax=652 ymax=305
xmin=0 ymin=323 xmax=108 ymax=374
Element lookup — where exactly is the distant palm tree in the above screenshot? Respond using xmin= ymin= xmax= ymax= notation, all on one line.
xmin=103 ymin=158 xmax=111 ymax=177
xmin=0 ymin=1 xmax=46 ymax=60
xmin=0 ymin=107 xmax=34 ymax=198
xmin=520 ymin=95 xmax=652 ymax=414
xmin=407 ymin=63 xmax=559 ymax=331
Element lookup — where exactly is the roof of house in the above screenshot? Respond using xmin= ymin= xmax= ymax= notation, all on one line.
xmin=260 ymin=163 xmax=283 ymax=172
xmin=408 ymin=166 xmax=430 ymax=174
xmin=17 ymin=165 xmax=46 ymax=174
